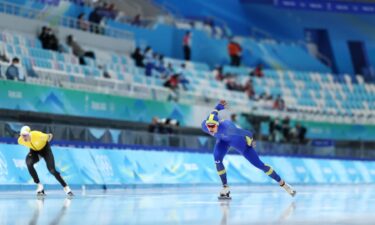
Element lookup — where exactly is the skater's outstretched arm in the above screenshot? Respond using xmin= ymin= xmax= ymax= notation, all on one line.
xmin=212 ymin=100 xmax=227 ymax=115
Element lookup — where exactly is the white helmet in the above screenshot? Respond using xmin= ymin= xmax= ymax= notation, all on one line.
xmin=20 ymin=126 xmax=31 ymax=135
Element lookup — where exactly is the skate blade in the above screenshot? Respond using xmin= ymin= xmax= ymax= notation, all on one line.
xmin=37 ymin=193 xmax=46 ymax=199
xmin=290 ymin=190 xmax=297 ymax=197
xmin=66 ymin=192 xmax=74 ymax=199
xmin=218 ymin=196 xmax=232 ymax=200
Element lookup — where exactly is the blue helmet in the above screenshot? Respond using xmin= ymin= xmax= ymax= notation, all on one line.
xmin=205 ymin=113 xmax=220 ymax=125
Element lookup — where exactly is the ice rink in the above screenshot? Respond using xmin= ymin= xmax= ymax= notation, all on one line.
xmin=0 ymin=185 xmax=374 ymax=225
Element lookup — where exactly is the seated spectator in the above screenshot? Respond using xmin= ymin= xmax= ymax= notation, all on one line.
xmin=131 ymin=47 xmax=144 ymax=68
xmin=98 ymin=65 xmax=111 ymax=79
xmin=177 ymin=64 xmax=190 ymax=90
xmin=164 ymin=74 xmax=180 ymax=89
xmin=225 ymin=76 xmax=243 ymax=92
xmin=66 ymin=35 xmax=96 ymax=65
xmin=88 ymin=7 xmax=103 ymax=33
xmin=38 ymin=26 xmax=59 ymax=51
xmin=213 ymin=66 xmax=224 ymax=81
xmin=106 ymin=3 xmax=118 ymax=20
xmin=143 ymin=46 xmax=154 ymax=76
xmin=244 ymin=79 xmax=255 ymax=99
xmin=5 ymin=57 xmax=23 ymax=81
xmin=163 ymin=63 xmax=175 ymax=78
xmin=273 ymin=95 xmax=285 ymax=110
xmin=77 ymin=13 xmax=89 ymax=31
xmin=132 ymin=14 xmax=142 ymax=26
xmin=39 ymin=26 xmax=49 ymax=49
xmin=0 ymin=49 xmax=9 ymax=63
xmin=250 ymin=64 xmax=264 ymax=78
xmin=155 ymin=54 xmax=166 ymax=76
xmin=164 ymin=74 xmax=180 ymax=102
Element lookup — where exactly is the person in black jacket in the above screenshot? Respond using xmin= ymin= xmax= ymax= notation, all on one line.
xmin=131 ymin=47 xmax=144 ymax=67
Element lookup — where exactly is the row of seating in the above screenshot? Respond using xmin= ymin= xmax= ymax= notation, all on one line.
xmin=2 ymin=30 xmax=375 ymax=123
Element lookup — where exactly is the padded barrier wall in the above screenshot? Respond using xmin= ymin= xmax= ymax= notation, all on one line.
xmin=1 ymin=143 xmax=375 ymax=186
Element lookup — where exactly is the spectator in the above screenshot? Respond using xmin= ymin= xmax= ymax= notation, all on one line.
xmin=163 ymin=63 xmax=175 ymax=78
xmin=5 ymin=57 xmax=23 ymax=81
xmin=148 ymin=117 xmax=163 ymax=133
xmin=98 ymin=65 xmax=111 ymax=79
xmin=227 ymin=39 xmax=242 ymax=67
xmin=88 ymin=7 xmax=103 ymax=33
xmin=225 ymin=75 xmax=243 ymax=92
xmin=213 ymin=66 xmax=225 ymax=81
xmin=269 ymin=119 xmax=275 ymax=141
xmin=250 ymin=64 xmax=264 ymax=78
xmin=0 ymin=48 xmax=9 ymax=78
xmin=38 ymin=26 xmax=49 ymax=49
xmin=183 ymin=31 xmax=192 ymax=61
xmin=273 ymin=95 xmax=285 ymax=110
xmin=77 ymin=13 xmax=89 ymax=31
xmin=131 ymin=47 xmax=144 ymax=67
xmin=244 ymin=79 xmax=255 ymax=99
xmin=0 ymin=49 xmax=9 ymax=63
xmin=293 ymin=123 xmax=307 ymax=144
xmin=155 ymin=54 xmax=166 ymax=76
xmin=66 ymin=35 xmax=96 ymax=65
xmin=178 ymin=63 xmax=190 ymax=90
xmin=103 ymin=3 xmax=118 ymax=20
xmin=38 ymin=27 xmax=59 ymax=51
xmin=282 ymin=117 xmax=291 ymax=142
xmin=132 ymin=14 xmax=142 ymax=26
xmin=143 ymin=47 xmax=154 ymax=76
xmin=47 ymin=28 xmax=59 ymax=52
xmin=270 ymin=118 xmax=283 ymax=142
xmin=164 ymin=74 xmax=180 ymax=102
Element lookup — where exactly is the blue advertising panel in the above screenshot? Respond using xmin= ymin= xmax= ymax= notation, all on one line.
xmin=1 ymin=143 xmax=375 ymax=187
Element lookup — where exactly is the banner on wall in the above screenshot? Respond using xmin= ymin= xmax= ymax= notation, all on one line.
xmin=274 ymin=0 xmax=375 ymax=15
xmin=3 ymin=80 xmax=375 ymax=141
xmin=0 ymin=80 xmax=206 ymax=127
xmin=1 ymin=144 xmax=375 ymax=186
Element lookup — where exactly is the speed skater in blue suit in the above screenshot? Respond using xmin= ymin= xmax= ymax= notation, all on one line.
xmin=201 ymin=100 xmax=296 ymax=199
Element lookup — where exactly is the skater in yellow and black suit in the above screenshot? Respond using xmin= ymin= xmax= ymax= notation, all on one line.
xmin=18 ymin=126 xmax=73 ymax=196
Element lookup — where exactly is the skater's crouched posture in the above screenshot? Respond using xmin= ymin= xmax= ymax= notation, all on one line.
xmin=201 ymin=100 xmax=296 ymax=199
xmin=18 ymin=126 xmax=73 ymax=197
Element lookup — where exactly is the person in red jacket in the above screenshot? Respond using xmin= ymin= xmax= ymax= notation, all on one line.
xmin=183 ymin=31 xmax=192 ymax=61
xmin=227 ymin=39 xmax=242 ymax=67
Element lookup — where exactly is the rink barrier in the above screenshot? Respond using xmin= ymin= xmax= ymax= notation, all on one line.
xmin=1 ymin=143 xmax=375 ymax=187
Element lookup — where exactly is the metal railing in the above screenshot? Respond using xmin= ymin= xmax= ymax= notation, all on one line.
xmin=0 ymin=1 xmax=134 ymax=42
xmin=26 ymin=68 xmax=229 ymax=108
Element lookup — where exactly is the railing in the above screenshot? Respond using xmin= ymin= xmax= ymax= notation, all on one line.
xmin=27 ymin=68 xmax=234 ymax=108
xmin=251 ymin=27 xmax=273 ymax=40
xmin=0 ymin=1 xmax=134 ymax=42
xmin=1 ymin=120 xmax=375 ymax=160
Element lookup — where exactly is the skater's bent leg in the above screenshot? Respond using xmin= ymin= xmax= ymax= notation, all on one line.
xmin=215 ymin=159 xmax=228 ymax=186
xmin=26 ymin=151 xmax=40 ymax=184
xmin=213 ymin=141 xmax=229 ymax=186
xmin=242 ymin=147 xmax=282 ymax=183
xmin=42 ymin=144 xmax=67 ymax=187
